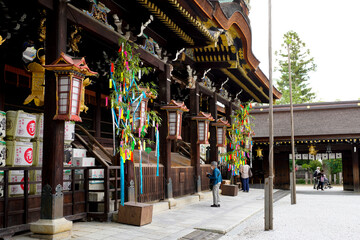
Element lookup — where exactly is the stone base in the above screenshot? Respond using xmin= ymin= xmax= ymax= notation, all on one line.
xmin=165 ymin=198 xmax=177 ymax=209
xmin=31 ymin=231 xmax=71 ymax=240
xmin=30 ymin=218 xmax=72 ymax=236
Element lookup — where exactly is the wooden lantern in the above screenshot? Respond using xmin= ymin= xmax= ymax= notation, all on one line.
xmin=161 ymin=100 xmax=189 ymax=140
xmin=44 ymin=52 xmax=97 ymax=122
xmin=131 ymin=88 xmax=156 ymax=133
xmin=192 ymin=112 xmax=214 ymax=144
xmin=212 ymin=118 xmax=230 ymax=147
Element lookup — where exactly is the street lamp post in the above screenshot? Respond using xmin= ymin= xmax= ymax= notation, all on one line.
xmin=288 ymin=42 xmax=297 ymax=204
xmin=265 ymin=0 xmax=274 ymax=231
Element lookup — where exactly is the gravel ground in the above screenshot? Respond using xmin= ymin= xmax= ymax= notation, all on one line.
xmin=221 ymin=185 xmax=360 ymax=240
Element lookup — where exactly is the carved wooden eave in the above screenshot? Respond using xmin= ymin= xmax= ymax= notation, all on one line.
xmin=161 ymin=100 xmax=189 ymax=112
xmin=192 ymin=111 xmax=215 ymax=122
xmin=135 ymin=0 xmax=216 ymax=47
xmin=212 ymin=118 xmax=231 ymax=127
xmin=191 ymin=0 xmax=282 ymax=102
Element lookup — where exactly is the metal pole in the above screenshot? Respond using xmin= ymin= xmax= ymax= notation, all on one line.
xmin=265 ymin=0 xmax=274 ymax=231
xmin=288 ymin=43 xmax=297 ymax=204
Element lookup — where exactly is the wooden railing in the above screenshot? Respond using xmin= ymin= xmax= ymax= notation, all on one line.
xmin=0 ymin=166 xmax=90 ymax=238
xmin=135 ymin=165 xmax=165 ymax=203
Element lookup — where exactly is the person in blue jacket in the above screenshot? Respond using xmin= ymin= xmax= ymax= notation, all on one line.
xmin=207 ymin=161 xmax=222 ymax=207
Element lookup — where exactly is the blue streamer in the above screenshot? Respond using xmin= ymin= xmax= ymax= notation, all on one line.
xmin=120 ymin=155 xmax=125 ymax=206
xmin=156 ymin=128 xmax=160 ymax=176
xmin=140 ymin=149 xmax=143 ymax=194
xmin=111 ymin=108 xmax=119 ymax=127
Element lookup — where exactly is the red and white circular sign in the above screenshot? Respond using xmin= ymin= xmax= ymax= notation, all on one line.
xmin=20 ymin=177 xmax=30 ymax=191
xmin=24 ymin=148 xmax=33 ymax=164
xmin=27 ymin=120 xmax=36 ymax=136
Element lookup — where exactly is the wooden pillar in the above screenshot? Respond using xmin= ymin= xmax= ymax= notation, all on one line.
xmin=352 ymin=144 xmax=360 ymax=192
xmin=190 ymin=83 xmax=201 ymax=192
xmin=159 ymin=64 xmax=172 ymax=198
xmin=40 ymin=0 xmax=67 ymax=219
xmin=209 ymin=93 xmax=218 ymax=164
xmin=94 ymin=86 xmax=101 ymax=138
xmin=30 ymin=0 xmax=72 ymax=237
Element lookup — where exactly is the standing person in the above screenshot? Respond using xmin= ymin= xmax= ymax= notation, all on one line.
xmin=240 ymin=163 xmax=251 ymax=192
xmin=317 ymin=170 xmax=325 ymax=191
xmin=313 ymin=167 xmax=320 ymax=189
xmin=207 ymin=161 xmax=222 ymax=207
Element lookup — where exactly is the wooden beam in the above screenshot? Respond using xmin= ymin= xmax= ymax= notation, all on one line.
xmin=38 ymin=0 xmax=165 ymax=71
xmin=159 ymin=64 xmax=172 ymax=198
xmin=209 ymin=93 xmax=218 ymax=164
xmin=190 ymin=83 xmax=201 ymax=192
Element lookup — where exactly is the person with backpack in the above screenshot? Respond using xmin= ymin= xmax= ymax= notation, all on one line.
xmin=313 ymin=166 xmax=320 ymax=189
xmin=207 ymin=161 xmax=222 ymax=207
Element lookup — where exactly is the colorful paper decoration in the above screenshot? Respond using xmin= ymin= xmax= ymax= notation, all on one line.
xmin=221 ymin=102 xmax=254 ymax=176
xmin=109 ymin=39 xmax=161 ymax=204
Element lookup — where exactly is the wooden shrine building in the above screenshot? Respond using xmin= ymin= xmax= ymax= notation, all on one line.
xmin=0 ymin=0 xmax=280 ymax=237
xmin=251 ymin=101 xmax=360 ymax=192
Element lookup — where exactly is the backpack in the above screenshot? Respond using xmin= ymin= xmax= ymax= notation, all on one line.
xmin=313 ymin=171 xmax=318 ymax=177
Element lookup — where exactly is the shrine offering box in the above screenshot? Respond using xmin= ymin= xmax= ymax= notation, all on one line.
xmin=221 ymin=184 xmax=238 ymax=196
xmin=6 ymin=141 xmax=34 ymax=167
xmin=118 ymin=202 xmax=153 ymax=226
xmin=6 ymin=110 xmax=37 ymax=140
xmin=0 ymin=111 xmax=5 ymax=139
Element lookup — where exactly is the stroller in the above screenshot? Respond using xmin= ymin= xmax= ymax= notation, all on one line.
xmin=324 ymin=176 xmax=332 ymax=189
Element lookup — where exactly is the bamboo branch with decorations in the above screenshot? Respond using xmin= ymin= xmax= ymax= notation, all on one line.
xmin=220 ymin=102 xmax=254 ymax=176
xmin=109 ymin=38 xmax=161 ymax=205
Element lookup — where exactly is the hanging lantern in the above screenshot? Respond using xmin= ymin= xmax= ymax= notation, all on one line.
xmin=309 ymin=145 xmax=318 ymax=156
xmin=255 ymin=147 xmax=263 ymax=158
xmin=192 ymin=112 xmax=214 ymax=144
xmin=130 ymin=88 xmax=156 ymax=133
xmin=211 ymin=118 xmax=230 ymax=147
xmin=161 ymin=100 xmax=189 ymax=140
xmin=44 ymin=52 xmax=97 ymax=122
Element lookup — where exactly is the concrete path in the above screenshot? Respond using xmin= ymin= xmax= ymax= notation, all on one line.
xmin=13 ymin=188 xmax=281 ymax=240
xmin=221 ymin=185 xmax=360 ymax=240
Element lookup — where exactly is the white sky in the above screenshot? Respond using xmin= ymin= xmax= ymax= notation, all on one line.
xmin=249 ymin=0 xmax=360 ymax=102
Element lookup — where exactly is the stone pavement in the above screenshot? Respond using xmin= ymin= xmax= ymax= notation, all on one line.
xmin=220 ymin=185 xmax=360 ymax=240
xmin=13 ymin=188 xmax=285 ymax=240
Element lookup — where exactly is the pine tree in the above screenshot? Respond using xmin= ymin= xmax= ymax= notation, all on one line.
xmin=275 ymin=31 xmax=317 ymax=104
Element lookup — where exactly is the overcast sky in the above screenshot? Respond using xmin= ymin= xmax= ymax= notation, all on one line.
xmin=249 ymin=0 xmax=360 ymax=102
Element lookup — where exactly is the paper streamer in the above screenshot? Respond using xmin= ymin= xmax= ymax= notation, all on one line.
xmin=156 ymin=125 xmax=160 ymax=176
xmin=120 ymin=154 xmax=125 ymax=206
xmin=139 ymin=148 xmax=143 ymax=194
